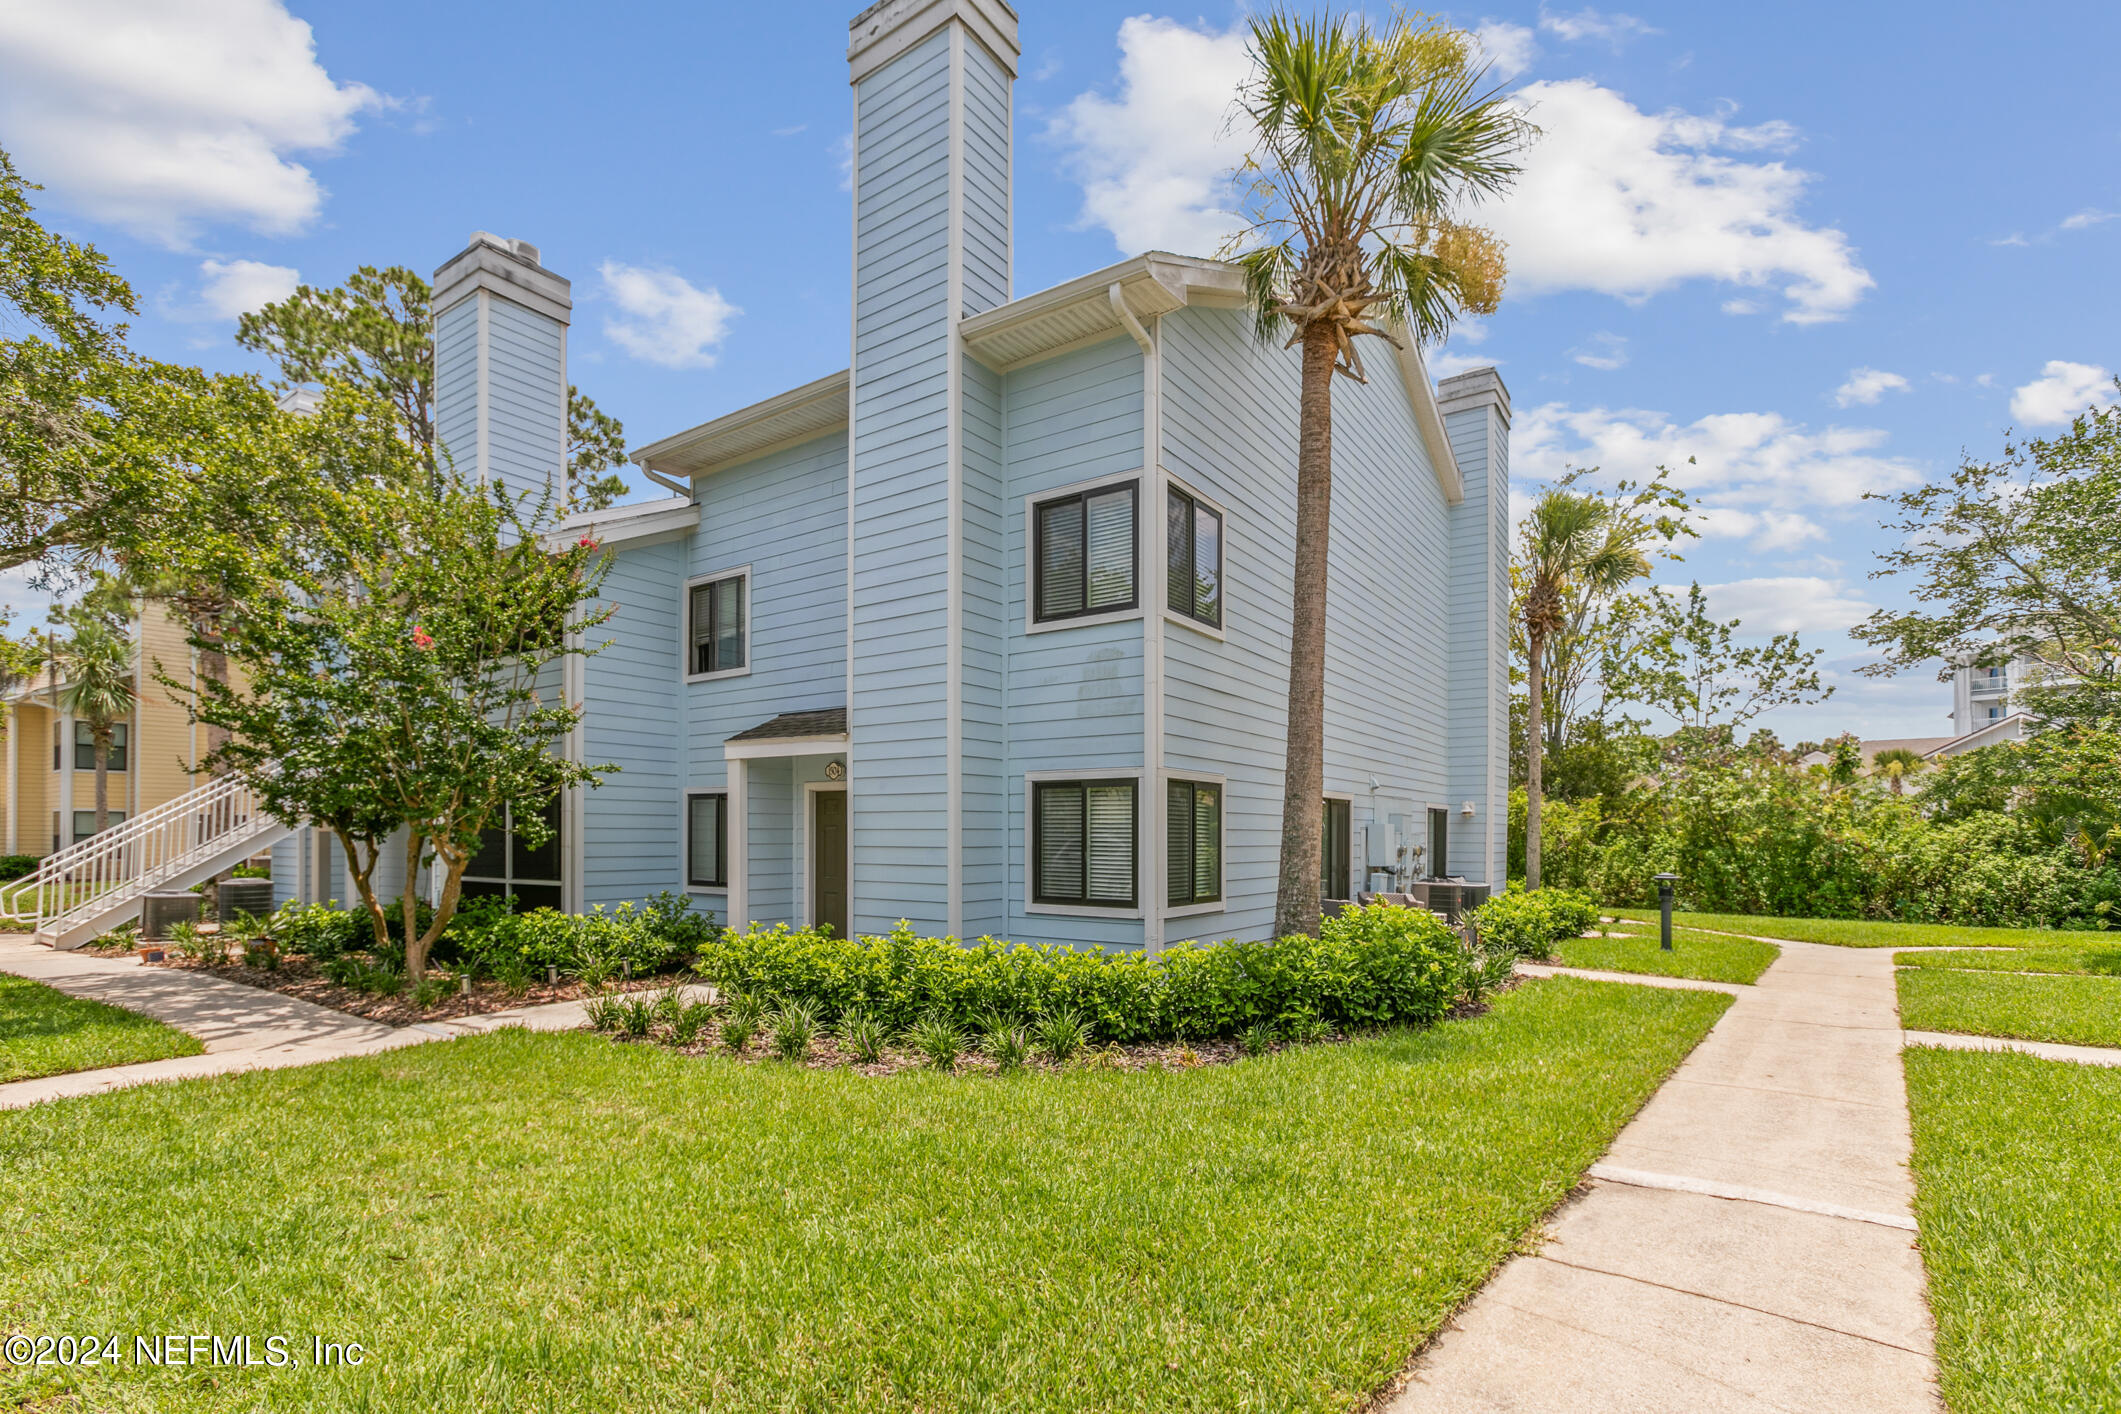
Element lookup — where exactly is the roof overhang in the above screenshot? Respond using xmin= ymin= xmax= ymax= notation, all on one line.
xmin=1393 ymin=336 xmax=1464 ymax=505
xmin=548 ymin=495 xmax=699 ymax=552
xmin=632 ymin=370 xmax=850 ymax=483
xmin=959 ymin=252 xmax=1245 ymax=370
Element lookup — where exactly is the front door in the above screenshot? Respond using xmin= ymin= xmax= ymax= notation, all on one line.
xmin=813 ymin=788 xmax=849 ymax=938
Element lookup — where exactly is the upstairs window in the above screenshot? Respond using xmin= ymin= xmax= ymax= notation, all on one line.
xmin=1166 ymin=778 xmax=1223 ymax=908
xmin=1034 ymin=482 xmax=1137 ymax=624
xmin=688 ymin=570 xmax=748 ymax=677
xmin=67 ymin=721 xmax=128 ymax=772
xmin=1166 ymin=487 xmax=1223 ymax=629
xmin=1032 ymin=779 xmax=1137 ymax=908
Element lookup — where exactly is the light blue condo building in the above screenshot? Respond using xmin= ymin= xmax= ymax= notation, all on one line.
xmin=285 ymin=0 xmax=1513 ymax=951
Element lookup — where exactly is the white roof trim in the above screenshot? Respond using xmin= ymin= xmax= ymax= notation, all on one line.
xmin=549 ymin=495 xmax=699 ymax=551
xmin=1926 ymin=711 xmax=2032 ymax=759
xmin=1393 ymin=335 xmax=1464 ymax=506
xmin=632 ymin=370 xmax=850 ymax=481
xmin=960 ymin=252 xmax=1245 ymax=370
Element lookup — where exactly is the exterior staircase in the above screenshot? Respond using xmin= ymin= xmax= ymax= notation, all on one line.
xmin=3 ymin=775 xmax=292 ymax=950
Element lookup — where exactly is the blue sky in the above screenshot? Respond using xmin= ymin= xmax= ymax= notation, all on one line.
xmin=3 ymin=0 xmax=2117 ymax=742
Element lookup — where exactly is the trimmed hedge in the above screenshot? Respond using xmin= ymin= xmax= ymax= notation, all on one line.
xmin=689 ymin=901 xmax=1471 ymax=1043
xmin=1470 ymin=884 xmax=1602 ymax=961
xmin=266 ymin=892 xmax=716 ymax=976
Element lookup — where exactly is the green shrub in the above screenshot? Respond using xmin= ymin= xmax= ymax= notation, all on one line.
xmin=839 ymin=1009 xmax=891 ymax=1064
xmin=0 ymin=853 xmax=39 ymax=882
xmin=448 ymin=895 xmax=711 ymax=982
xmin=1470 ymin=884 xmax=1600 ymax=961
xmin=690 ymin=904 xmax=1470 ymax=1044
xmin=1034 ymin=1008 xmax=1091 ymax=1063
xmin=908 ymin=1014 xmax=965 ymax=1071
xmin=265 ymin=901 xmax=363 ymax=960
xmin=766 ymin=1000 xmax=819 ymax=1061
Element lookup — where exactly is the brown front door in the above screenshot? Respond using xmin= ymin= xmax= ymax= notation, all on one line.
xmin=814 ymin=788 xmax=849 ymax=938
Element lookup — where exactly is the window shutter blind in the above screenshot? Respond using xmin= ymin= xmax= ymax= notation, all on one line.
xmin=1166 ymin=491 xmax=1191 ymax=616
xmin=1166 ymin=781 xmax=1192 ymax=905
xmin=1193 ymin=784 xmax=1220 ymax=902
xmin=1039 ymin=500 xmax=1086 ymax=618
xmin=689 ymin=584 xmax=712 ymax=673
xmin=1085 ymin=784 xmax=1134 ymax=903
xmin=1084 ymin=488 xmax=1134 ymax=610
xmin=1192 ymin=503 xmax=1221 ymax=624
xmin=1038 ymin=784 xmax=1085 ymax=901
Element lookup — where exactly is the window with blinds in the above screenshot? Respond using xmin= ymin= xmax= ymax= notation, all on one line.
xmin=1166 ymin=779 xmax=1222 ymax=908
xmin=1166 ymin=487 xmax=1223 ymax=629
xmin=687 ymin=572 xmax=747 ymax=676
xmin=1034 ymin=482 xmax=1137 ymax=623
xmin=1032 ymin=779 xmax=1138 ymax=908
xmin=1322 ymin=798 xmax=1351 ymax=901
xmin=687 ymin=793 xmax=728 ymax=888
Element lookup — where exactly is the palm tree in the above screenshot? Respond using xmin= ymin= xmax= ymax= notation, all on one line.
xmin=1519 ymin=491 xmax=1653 ymax=888
xmin=1230 ymin=9 xmax=1529 ymax=938
xmin=1871 ymin=747 xmax=1926 ymax=796
xmin=57 ymin=620 xmax=136 ymax=836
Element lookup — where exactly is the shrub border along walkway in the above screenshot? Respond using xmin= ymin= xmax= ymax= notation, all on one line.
xmin=0 ymin=938 xmax=712 ymax=1110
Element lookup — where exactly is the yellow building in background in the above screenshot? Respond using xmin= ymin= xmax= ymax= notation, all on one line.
xmin=1 ymin=604 xmax=208 ymax=858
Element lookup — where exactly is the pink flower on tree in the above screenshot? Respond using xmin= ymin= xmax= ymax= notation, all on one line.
xmin=578 ymin=535 xmax=600 ymax=551
xmin=411 ymin=626 xmax=435 ymax=650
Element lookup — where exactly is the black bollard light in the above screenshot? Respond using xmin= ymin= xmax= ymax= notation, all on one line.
xmin=1654 ymin=873 xmax=1679 ymax=952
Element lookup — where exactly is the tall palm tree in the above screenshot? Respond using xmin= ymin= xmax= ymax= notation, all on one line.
xmin=57 ymin=620 xmax=136 ymax=836
xmin=1230 ymin=9 xmax=1529 ymax=939
xmin=1519 ymin=491 xmax=1653 ymax=888
xmin=1871 ymin=747 xmax=1926 ymax=796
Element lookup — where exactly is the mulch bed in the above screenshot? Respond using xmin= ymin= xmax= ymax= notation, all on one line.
xmin=80 ymin=944 xmax=682 ymax=1028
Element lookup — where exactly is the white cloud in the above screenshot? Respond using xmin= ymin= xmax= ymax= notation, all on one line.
xmin=1495 ymin=80 xmax=1872 ymax=323
xmin=1515 ymin=402 xmax=1925 ymax=543
xmin=1427 ymin=348 xmax=1500 ymax=379
xmin=1538 ymin=7 xmax=1659 ymax=46
xmin=2061 ymin=208 xmax=2117 ymax=231
xmin=1474 ymin=21 xmax=1539 ymax=81
xmin=0 ymin=0 xmax=383 ymax=245
xmin=1049 ymin=16 xmax=1249 ymax=257
xmin=1052 ymin=21 xmax=1869 ymax=324
xmin=1684 ymin=576 xmax=1872 ymax=635
xmin=193 ymin=258 xmax=299 ymax=320
xmin=771 ymin=123 xmax=807 ymax=138
xmin=2010 ymin=360 xmax=2117 ymax=427
xmin=597 ymin=262 xmax=740 ymax=370
xmin=1833 ymin=367 xmax=1909 ymax=407
xmin=1570 ymin=331 xmax=1628 ymax=370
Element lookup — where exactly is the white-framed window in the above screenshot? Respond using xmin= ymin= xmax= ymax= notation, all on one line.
xmin=70 ymin=721 xmax=129 ymax=772
xmin=1322 ymin=795 xmax=1353 ymax=901
xmin=685 ymin=566 xmax=751 ymax=680
xmin=1030 ymin=776 xmax=1139 ymax=911
xmin=1029 ymin=477 xmax=1139 ymax=629
xmin=686 ymin=791 xmax=729 ymax=890
xmin=1165 ymin=484 xmax=1224 ymax=631
xmin=71 ymin=809 xmax=127 ymax=842
xmin=1165 ymin=776 xmax=1224 ymax=910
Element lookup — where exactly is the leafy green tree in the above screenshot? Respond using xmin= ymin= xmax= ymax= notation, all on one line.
xmin=178 ymin=456 xmax=616 ymax=980
xmin=1610 ymin=581 xmax=1833 ymax=736
xmin=1858 ymin=400 xmax=2121 ymax=725
xmin=238 ymin=267 xmax=633 ymax=511
xmin=1518 ymin=488 xmax=1673 ymax=887
xmin=1229 ymin=9 xmax=1529 ymax=937
xmin=56 ymin=616 xmax=136 ymax=835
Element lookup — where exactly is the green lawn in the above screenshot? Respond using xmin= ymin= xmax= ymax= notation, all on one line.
xmin=1905 ymin=1047 xmax=2121 ymax=1413
xmin=0 ymin=977 xmax=1728 ymax=1413
xmin=1896 ymin=943 xmax=2121 ymax=977
xmin=0 ymin=973 xmax=203 ymax=1083
xmin=1554 ymin=923 xmax=1778 ymax=984
xmin=1613 ymin=908 xmax=2099 ymax=950
xmin=1897 ymin=968 xmax=2121 ymax=1049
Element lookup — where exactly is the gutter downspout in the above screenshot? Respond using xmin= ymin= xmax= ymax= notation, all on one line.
xmin=636 ymin=463 xmax=692 ymax=499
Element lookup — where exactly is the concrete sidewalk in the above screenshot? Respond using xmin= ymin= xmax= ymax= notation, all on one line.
xmin=0 ymin=940 xmax=698 ymax=1110
xmin=1391 ymin=940 xmax=1943 ymax=1413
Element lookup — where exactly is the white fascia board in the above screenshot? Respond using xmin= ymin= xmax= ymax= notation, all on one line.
xmin=1393 ymin=333 xmax=1465 ymax=506
xmin=547 ymin=496 xmax=699 ymax=551
xmin=960 ymin=253 xmax=1243 ymax=371
xmin=631 ymin=370 xmax=851 ymax=481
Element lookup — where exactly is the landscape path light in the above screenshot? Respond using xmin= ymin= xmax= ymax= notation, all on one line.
xmin=1654 ymin=873 xmax=1680 ymax=953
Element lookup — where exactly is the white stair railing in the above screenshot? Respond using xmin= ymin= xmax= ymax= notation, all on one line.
xmin=1 ymin=774 xmax=282 ymax=939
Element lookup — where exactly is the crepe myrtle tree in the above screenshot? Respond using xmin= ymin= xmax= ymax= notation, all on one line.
xmin=1228 ymin=8 xmax=1531 ymax=938
xmin=179 ymin=460 xmax=616 ymax=980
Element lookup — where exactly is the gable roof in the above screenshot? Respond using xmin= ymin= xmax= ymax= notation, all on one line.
xmin=631 ymin=251 xmax=1466 ymax=502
